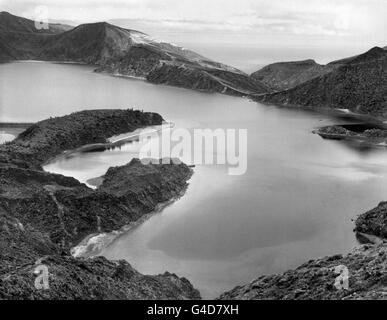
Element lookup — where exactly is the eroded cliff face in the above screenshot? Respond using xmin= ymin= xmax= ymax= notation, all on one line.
xmin=355 ymin=202 xmax=387 ymax=239
xmin=0 ymin=110 xmax=200 ymax=300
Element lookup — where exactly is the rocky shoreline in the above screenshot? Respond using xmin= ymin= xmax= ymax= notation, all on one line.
xmin=0 ymin=109 xmax=200 ymax=299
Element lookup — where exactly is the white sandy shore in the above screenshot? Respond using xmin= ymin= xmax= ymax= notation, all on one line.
xmin=71 ymin=189 xmax=187 ymax=258
xmin=0 ymin=132 xmax=15 ymax=144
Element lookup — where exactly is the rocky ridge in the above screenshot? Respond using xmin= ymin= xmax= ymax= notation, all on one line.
xmin=355 ymin=202 xmax=387 ymax=239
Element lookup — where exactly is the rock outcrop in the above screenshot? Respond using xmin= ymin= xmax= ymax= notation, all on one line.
xmin=0 ymin=109 xmax=200 ymax=300
xmin=355 ymin=202 xmax=387 ymax=239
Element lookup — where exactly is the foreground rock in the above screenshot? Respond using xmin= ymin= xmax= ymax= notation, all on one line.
xmin=218 ymin=244 xmax=386 ymax=300
xmin=0 ymin=213 xmax=199 ymax=299
xmin=0 ymin=109 xmax=200 ymax=299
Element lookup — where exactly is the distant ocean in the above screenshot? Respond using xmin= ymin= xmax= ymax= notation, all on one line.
xmin=176 ymin=42 xmax=365 ymax=73
xmin=109 ymin=20 xmax=379 ymax=73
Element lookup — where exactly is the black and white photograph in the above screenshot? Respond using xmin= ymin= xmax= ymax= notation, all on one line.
xmin=0 ymin=0 xmax=386 ymax=310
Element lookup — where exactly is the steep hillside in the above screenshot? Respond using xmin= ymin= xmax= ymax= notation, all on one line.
xmin=250 ymin=59 xmax=337 ymax=91
xmin=0 ymin=12 xmax=72 ymax=61
xmin=0 ymin=32 xmax=18 ymax=60
xmin=38 ymin=22 xmax=160 ymax=64
xmin=257 ymin=47 xmax=387 ymax=118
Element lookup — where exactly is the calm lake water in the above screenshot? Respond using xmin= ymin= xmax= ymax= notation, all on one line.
xmin=2 ymin=62 xmax=387 ymax=298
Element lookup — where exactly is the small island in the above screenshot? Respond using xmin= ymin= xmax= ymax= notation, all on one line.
xmin=314 ymin=125 xmax=387 ymax=148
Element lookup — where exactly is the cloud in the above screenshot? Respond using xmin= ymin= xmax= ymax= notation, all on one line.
xmin=1 ymin=0 xmax=386 ymax=39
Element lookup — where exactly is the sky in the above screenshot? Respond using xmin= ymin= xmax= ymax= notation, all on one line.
xmin=1 ymin=0 xmax=386 ymax=71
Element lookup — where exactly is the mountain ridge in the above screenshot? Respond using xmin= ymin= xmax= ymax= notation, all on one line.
xmin=0 ymin=12 xmax=268 ymax=96
xmin=250 ymin=59 xmax=337 ymax=91
xmin=254 ymin=46 xmax=387 ymax=118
